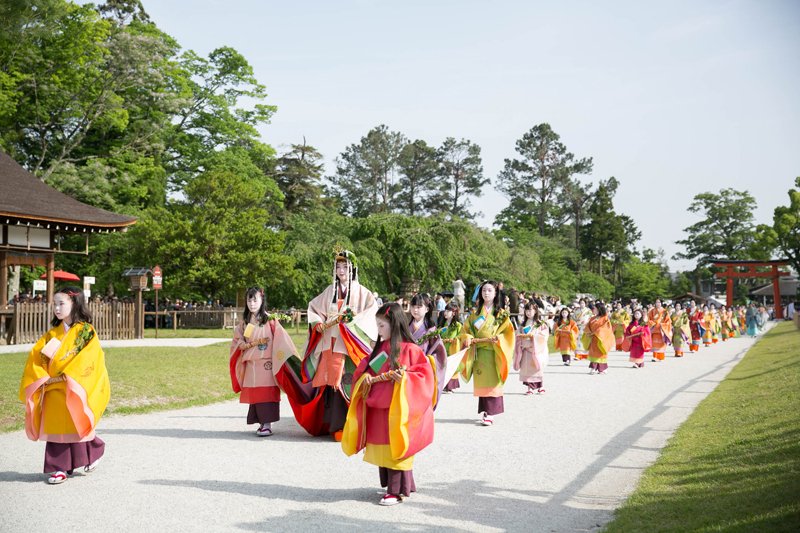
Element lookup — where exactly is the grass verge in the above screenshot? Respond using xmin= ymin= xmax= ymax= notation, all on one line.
xmin=604 ymin=321 xmax=800 ymax=532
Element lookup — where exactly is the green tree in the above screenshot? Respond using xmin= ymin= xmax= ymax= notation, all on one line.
xmin=674 ymin=189 xmax=759 ymax=266
xmin=126 ymin=148 xmax=290 ymax=301
xmin=616 ymin=257 xmax=672 ymax=302
xmin=328 ymin=125 xmax=407 ymax=217
xmin=396 ymin=139 xmax=439 ymax=215
xmin=770 ymin=177 xmax=800 ymax=274
xmin=495 ymin=123 xmax=593 ymax=237
xmin=273 ymin=140 xmax=327 ymax=216
xmin=580 ymin=178 xmax=627 ymax=276
xmin=436 ymin=137 xmax=487 ymax=219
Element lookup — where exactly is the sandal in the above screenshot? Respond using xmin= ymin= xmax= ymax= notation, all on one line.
xmin=379 ymin=493 xmax=402 ymax=506
xmin=47 ymin=471 xmax=67 ymax=485
xmin=85 ymin=457 xmax=102 ymax=473
xmin=256 ymin=425 xmax=273 ymax=437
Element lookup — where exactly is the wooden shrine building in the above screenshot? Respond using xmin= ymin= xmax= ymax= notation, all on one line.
xmin=712 ymin=260 xmax=792 ymax=319
xmin=0 ymin=150 xmax=137 ymax=305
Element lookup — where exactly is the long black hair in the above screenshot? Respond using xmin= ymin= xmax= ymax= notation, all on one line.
xmin=409 ymin=293 xmax=435 ymax=329
xmin=475 ymin=280 xmax=503 ymax=316
xmin=51 ymin=286 xmax=92 ymax=327
xmin=437 ymin=301 xmax=462 ymax=328
xmin=243 ymin=287 xmax=269 ymax=326
xmin=521 ymin=302 xmax=543 ymax=328
xmin=595 ymin=302 xmax=608 ymax=317
xmin=630 ymin=308 xmax=647 ymax=327
xmin=369 ymin=302 xmax=414 ymax=369
xmin=554 ymin=307 xmax=572 ymax=328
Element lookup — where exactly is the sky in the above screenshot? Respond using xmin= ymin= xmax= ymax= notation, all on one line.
xmin=137 ymin=0 xmax=800 ymax=271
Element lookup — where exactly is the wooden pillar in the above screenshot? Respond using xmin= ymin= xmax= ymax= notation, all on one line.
xmin=0 ymin=252 xmax=7 ymax=306
xmin=724 ymin=266 xmax=734 ymax=307
xmin=46 ymin=253 xmax=55 ymax=305
xmin=773 ymin=265 xmax=784 ymax=319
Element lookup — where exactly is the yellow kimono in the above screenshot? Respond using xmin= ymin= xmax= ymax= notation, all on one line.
xmin=459 ymin=308 xmax=515 ymax=397
xmin=19 ymin=323 xmax=110 ymax=443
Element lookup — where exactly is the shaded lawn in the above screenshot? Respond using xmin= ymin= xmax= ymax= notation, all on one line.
xmin=605 ymin=322 xmax=800 ymax=532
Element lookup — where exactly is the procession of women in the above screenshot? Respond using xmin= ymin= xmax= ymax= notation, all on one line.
xmin=17 ymin=247 xmax=773 ymax=506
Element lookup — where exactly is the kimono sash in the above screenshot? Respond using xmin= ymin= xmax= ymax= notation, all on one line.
xmin=458 ymin=309 xmax=514 ymax=384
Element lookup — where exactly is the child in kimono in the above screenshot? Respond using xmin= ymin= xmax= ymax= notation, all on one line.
xmin=19 ymin=287 xmax=109 ymax=484
xmin=437 ymin=301 xmax=463 ymax=393
xmin=513 ymin=303 xmax=550 ymax=394
xmin=624 ymin=308 xmax=652 ymax=368
xmin=554 ymin=307 xmax=579 ymax=365
xmin=342 ymin=303 xmax=436 ymax=506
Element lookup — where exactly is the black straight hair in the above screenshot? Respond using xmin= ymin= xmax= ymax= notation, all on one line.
xmin=369 ymin=302 xmax=415 ymax=369
xmin=51 ymin=286 xmax=92 ymax=327
xmin=521 ymin=302 xmax=542 ymax=328
xmin=437 ymin=301 xmax=462 ymax=328
xmin=409 ymin=292 xmax=435 ymax=329
xmin=475 ymin=280 xmax=502 ymax=316
xmin=630 ymin=309 xmax=647 ymax=327
xmin=243 ymin=287 xmax=269 ymax=326
xmin=554 ymin=307 xmax=572 ymax=327
xmin=596 ymin=302 xmax=608 ymax=317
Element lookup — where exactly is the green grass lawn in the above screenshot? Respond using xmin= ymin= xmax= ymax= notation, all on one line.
xmin=605 ymin=321 xmax=800 ymax=533
xmin=143 ymin=325 xmax=309 ymax=339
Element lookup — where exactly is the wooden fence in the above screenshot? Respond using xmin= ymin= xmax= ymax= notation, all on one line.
xmin=8 ymin=301 xmax=136 ymax=344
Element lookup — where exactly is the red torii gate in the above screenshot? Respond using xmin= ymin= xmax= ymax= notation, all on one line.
xmin=713 ymin=260 xmax=791 ymax=319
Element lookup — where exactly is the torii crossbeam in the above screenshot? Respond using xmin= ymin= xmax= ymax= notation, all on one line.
xmin=712 ymin=260 xmax=791 ymax=319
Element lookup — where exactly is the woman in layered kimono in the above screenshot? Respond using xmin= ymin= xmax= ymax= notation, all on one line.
xmin=460 ymin=280 xmax=515 ymax=426
xmin=702 ymin=304 xmax=715 ymax=346
xmin=229 ymin=287 xmax=299 ymax=437
xmin=710 ymin=304 xmax=721 ymax=343
xmin=719 ymin=305 xmax=732 ymax=341
xmin=585 ymin=303 xmax=615 ymax=374
xmin=610 ymin=302 xmax=631 ymax=351
xmin=437 ymin=301 xmax=463 ymax=393
xmin=407 ymin=293 xmax=447 ymax=405
xmin=513 ymin=303 xmax=550 ymax=394
xmin=670 ymin=303 xmax=690 ymax=357
xmin=648 ymin=299 xmax=673 ymax=362
xmin=745 ymin=303 xmax=759 ymax=337
xmin=342 ymin=303 xmax=435 ymax=506
xmin=301 ymin=249 xmax=378 ymax=440
xmin=19 ymin=287 xmax=110 ymax=484
xmin=687 ymin=301 xmax=705 ymax=352
xmin=624 ymin=308 xmax=652 ymax=368
xmin=554 ymin=307 xmax=579 ymax=365
xmin=572 ymin=299 xmax=592 ymax=361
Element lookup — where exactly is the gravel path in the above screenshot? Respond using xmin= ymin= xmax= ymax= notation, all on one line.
xmin=0 ymin=328 xmax=770 ymax=532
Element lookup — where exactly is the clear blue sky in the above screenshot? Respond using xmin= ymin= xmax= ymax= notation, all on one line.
xmin=139 ymin=0 xmax=800 ymax=271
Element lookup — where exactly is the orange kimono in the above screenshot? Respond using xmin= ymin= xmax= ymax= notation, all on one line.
xmin=648 ymin=308 xmax=673 ymax=361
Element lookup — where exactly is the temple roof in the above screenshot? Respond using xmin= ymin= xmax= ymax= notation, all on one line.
xmin=0 ymin=150 xmax=137 ymax=231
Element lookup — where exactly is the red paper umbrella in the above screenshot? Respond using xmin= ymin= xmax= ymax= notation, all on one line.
xmin=39 ymin=270 xmax=81 ymax=282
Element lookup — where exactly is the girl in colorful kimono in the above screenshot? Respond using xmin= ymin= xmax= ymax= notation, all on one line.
xmin=702 ymin=305 xmax=714 ymax=346
xmin=408 ymin=293 xmax=448 ymax=404
xmin=585 ymin=303 xmax=615 ymax=374
xmin=688 ymin=302 xmax=704 ymax=352
xmin=301 ymin=249 xmax=378 ymax=440
xmin=648 ymin=299 xmax=673 ymax=361
xmin=745 ymin=303 xmax=759 ymax=337
xmin=554 ymin=307 xmax=579 ymax=365
xmin=513 ymin=303 xmax=550 ymax=394
xmin=710 ymin=304 xmax=721 ymax=343
xmin=229 ymin=287 xmax=297 ymax=437
xmin=572 ymin=299 xmax=592 ymax=361
xmin=19 ymin=286 xmax=110 ymax=484
xmin=671 ymin=303 xmax=690 ymax=357
xmin=438 ymin=301 xmax=463 ymax=393
xmin=610 ymin=302 xmax=630 ymax=351
xmin=342 ymin=303 xmax=436 ymax=506
xmin=624 ymin=308 xmax=652 ymax=368
xmin=460 ymin=280 xmax=515 ymax=426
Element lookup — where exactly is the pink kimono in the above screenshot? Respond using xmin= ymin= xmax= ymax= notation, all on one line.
xmin=513 ymin=322 xmax=550 ymax=392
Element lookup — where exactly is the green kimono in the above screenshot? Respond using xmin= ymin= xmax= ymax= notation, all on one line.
xmin=459 ymin=308 xmax=515 ymax=397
